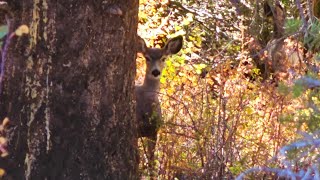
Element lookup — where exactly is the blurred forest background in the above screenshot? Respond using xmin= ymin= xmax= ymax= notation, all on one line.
xmin=136 ymin=0 xmax=320 ymax=179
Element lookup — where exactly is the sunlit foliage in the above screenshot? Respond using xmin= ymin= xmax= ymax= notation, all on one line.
xmin=137 ymin=0 xmax=320 ymax=179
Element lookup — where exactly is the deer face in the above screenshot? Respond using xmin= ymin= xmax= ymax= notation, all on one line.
xmin=144 ymin=48 xmax=167 ymax=80
xmin=138 ymin=36 xmax=183 ymax=80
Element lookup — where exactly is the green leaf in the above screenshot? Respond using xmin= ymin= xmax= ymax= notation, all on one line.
xmin=293 ymin=83 xmax=304 ymax=98
xmin=0 ymin=25 xmax=8 ymax=39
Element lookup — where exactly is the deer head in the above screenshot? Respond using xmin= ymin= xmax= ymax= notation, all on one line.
xmin=137 ymin=36 xmax=183 ymax=82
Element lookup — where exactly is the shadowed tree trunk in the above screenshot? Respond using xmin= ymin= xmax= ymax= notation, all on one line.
xmin=0 ymin=0 xmax=138 ymax=179
xmin=313 ymin=0 xmax=320 ymax=18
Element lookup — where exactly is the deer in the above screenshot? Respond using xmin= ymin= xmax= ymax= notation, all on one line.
xmin=135 ymin=35 xmax=183 ymax=176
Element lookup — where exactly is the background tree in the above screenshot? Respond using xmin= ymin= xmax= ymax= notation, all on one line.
xmin=0 ymin=0 xmax=139 ymax=179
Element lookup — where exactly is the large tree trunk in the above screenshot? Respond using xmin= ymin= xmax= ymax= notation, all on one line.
xmin=0 ymin=0 xmax=138 ymax=179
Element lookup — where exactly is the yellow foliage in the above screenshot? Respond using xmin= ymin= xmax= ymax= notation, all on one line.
xmin=0 ymin=137 xmax=6 ymax=145
xmin=2 ymin=117 xmax=9 ymax=127
xmin=136 ymin=0 xmax=315 ymax=179
xmin=15 ymin=25 xmax=29 ymax=36
xmin=0 ymin=168 xmax=5 ymax=177
xmin=1 ymin=152 xmax=8 ymax=158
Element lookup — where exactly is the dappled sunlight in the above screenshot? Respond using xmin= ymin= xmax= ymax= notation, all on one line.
xmin=137 ymin=0 xmax=320 ymax=179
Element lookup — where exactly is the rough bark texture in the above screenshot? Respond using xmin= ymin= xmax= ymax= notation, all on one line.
xmin=0 ymin=0 xmax=138 ymax=179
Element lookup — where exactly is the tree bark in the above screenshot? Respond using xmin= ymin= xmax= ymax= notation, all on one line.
xmin=0 ymin=0 xmax=138 ymax=179
xmin=313 ymin=0 xmax=320 ymax=18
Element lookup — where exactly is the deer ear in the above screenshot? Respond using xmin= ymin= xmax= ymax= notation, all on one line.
xmin=137 ymin=36 xmax=147 ymax=53
xmin=164 ymin=35 xmax=183 ymax=55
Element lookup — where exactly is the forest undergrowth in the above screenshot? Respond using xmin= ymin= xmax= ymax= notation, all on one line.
xmin=137 ymin=0 xmax=320 ymax=179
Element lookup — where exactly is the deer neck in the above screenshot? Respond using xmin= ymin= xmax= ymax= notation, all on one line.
xmin=142 ymin=76 xmax=160 ymax=92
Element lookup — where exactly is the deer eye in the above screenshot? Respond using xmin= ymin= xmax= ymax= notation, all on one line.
xmin=161 ymin=58 xmax=166 ymax=62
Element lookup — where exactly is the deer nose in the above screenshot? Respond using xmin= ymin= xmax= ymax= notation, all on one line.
xmin=152 ymin=70 xmax=161 ymax=77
